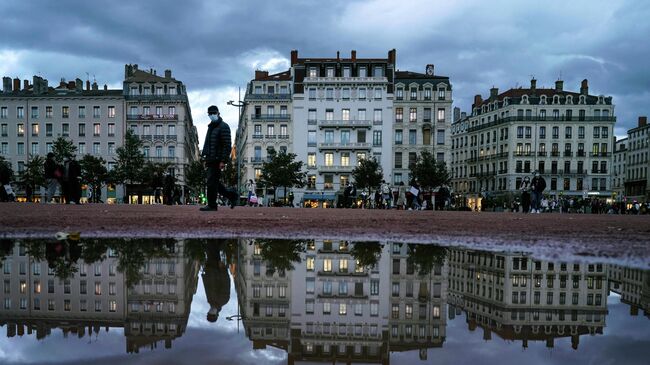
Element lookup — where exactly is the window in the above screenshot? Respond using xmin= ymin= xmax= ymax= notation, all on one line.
xmin=373 ymin=109 xmax=382 ymax=123
xmin=93 ymin=106 xmax=100 ymax=118
xmin=409 ymin=129 xmax=416 ymax=145
xmin=437 ymin=108 xmax=445 ymax=122
xmin=396 ymin=88 xmax=404 ymax=100
xmin=395 ymin=108 xmax=403 ymax=123
xmin=373 ymin=130 xmax=382 ymax=146
xmin=93 ymin=123 xmax=101 ymax=136
xmin=374 ymin=88 xmax=382 ymax=99
xmin=409 ymin=108 xmax=417 ymax=122
xmin=108 ymin=123 xmax=115 ymax=136
xmin=437 ymin=129 xmax=445 ymax=145
xmin=395 ymin=130 xmax=403 ymax=145
xmin=308 ymin=88 xmax=316 ymax=100
xmin=359 ymin=88 xmax=366 ymax=100
xmin=108 ymin=106 xmax=115 ymax=118
xmin=307 ymin=153 xmax=316 ymax=167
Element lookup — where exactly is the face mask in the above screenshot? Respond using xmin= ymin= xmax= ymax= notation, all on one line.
xmin=209 ymin=114 xmax=219 ymax=122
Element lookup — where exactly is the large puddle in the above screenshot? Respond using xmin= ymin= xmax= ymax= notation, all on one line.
xmin=0 ymin=239 xmax=648 ymax=364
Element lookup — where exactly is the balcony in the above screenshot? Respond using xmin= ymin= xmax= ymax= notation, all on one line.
xmin=550 ymin=151 xmax=560 ymax=157
xmin=318 ymin=165 xmax=353 ymax=173
xmin=265 ymin=134 xmax=277 ymax=139
xmin=278 ymin=134 xmax=290 ymax=139
xmin=245 ymin=93 xmax=291 ymax=101
xmin=467 ymin=115 xmax=617 ymax=133
xmin=577 ymin=151 xmax=586 ymax=157
xmin=303 ymin=76 xmax=387 ymax=84
xmin=251 ymin=113 xmax=290 ymax=121
xmin=373 ymin=120 xmax=383 ymax=126
xmin=146 ymin=157 xmax=179 ymax=164
xmin=513 ymin=151 xmax=535 ymax=157
xmin=308 ymin=119 xmax=317 ymax=125
xmin=592 ymin=152 xmax=612 ymax=157
xmin=127 ymin=114 xmax=178 ymax=121
xmin=251 ymin=157 xmax=264 ymax=165
xmin=537 ymin=151 xmax=547 ymax=157
xmin=140 ymin=135 xmax=153 ymax=141
xmin=318 ymin=120 xmax=372 ymax=129
xmin=318 ymin=142 xmax=371 ymax=150
xmin=125 ymin=94 xmax=186 ymax=101
xmin=564 ymin=151 xmax=573 ymax=157
xmin=252 ymin=134 xmax=263 ymax=139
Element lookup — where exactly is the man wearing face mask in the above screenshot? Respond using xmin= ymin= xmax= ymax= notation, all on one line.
xmin=200 ymin=105 xmax=237 ymax=211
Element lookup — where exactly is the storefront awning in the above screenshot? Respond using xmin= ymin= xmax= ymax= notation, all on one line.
xmin=302 ymin=193 xmax=336 ymax=201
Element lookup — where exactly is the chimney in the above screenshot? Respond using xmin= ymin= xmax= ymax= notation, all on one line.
xmin=75 ymin=78 xmax=83 ymax=92
xmin=580 ymin=79 xmax=589 ymax=95
xmin=13 ymin=78 xmax=20 ymax=92
xmin=92 ymin=82 xmax=98 ymax=91
xmin=530 ymin=78 xmax=537 ymax=90
xmin=24 ymin=80 xmax=29 ymax=91
xmin=153 ymin=69 xmax=157 ymax=76
xmin=336 ymin=51 xmax=340 ymax=61
xmin=2 ymin=77 xmax=11 ymax=93
xmin=555 ymin=80 xmax=564 ymax=91
xmin=426 ymin=64 xmax=434 ymax=75
xmin=68 ymin=81 xmax=76 ymax=89
xmin=453 ymin=107 xmax=460 ymax=122
xmin=164 ymin=69 xmax=172 ymax=78
xmin=639 ymin=116 xmax=647 ymax=127
xmin=351 ymin=50 xmax=356 ymax=61
xmin=546 ymin=338 xmax=554 ymax=349
xmin=473 ymin=94 xmax=483 ymax=109
xmin=490 ymin=87 xmax=499 ymax=99
xmin=103 ymin=84 xmax=108 ymax=90
xmin=388 ymin=49 xmax=396 ymax=65
xmin=33 ymin=76 xmax=41 ymax=94
xmin=290 ymin=50 xmax=298 ymax=65
xmin=86 ymin=80 xmax=90 ymax=90
xmin=255 ymin=70 xmax=269 ymax=80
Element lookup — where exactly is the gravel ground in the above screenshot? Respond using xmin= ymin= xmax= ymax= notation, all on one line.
xmin=1 ymin=203 xmax=649 ymax=267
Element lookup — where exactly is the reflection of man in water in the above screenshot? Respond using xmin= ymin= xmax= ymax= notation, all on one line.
xmin=203 ymin=242 xmax=230 ymax=323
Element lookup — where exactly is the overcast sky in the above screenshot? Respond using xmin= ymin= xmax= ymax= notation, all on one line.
xmin=1 ymin=0 xmax=648 ymax=145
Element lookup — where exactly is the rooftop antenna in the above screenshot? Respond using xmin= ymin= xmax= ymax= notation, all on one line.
xmin=93 ymin=74 xmax=97 ymax=83
xmin=85 ymin=72 xmax=90 ymax=81
xmin=558 ymin=70 xmax=563 ymax=80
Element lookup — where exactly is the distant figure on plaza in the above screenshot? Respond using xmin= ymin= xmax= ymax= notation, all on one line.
xmin=530 ymin=171 xmax=546 ymax=214
xmin=203 ymin=241 xmax=230 ymax=323
xmin=200 ymin=105 xmax=237 ymax=211
xmin=409 ymin=178 xmax=422 ymax=210
xmin=396 ymin=182 xmax=406 ymax=210
xmin=246 ymin=179 xmax=256 ymax=206
xmin=381 ymin=180 xmax=392 ymax=209
xmin=288 ymin=191 xmax=294 ymax=207
xmin=62 ymin=156 xmax=81 ymax=204
xmin=43 ymin=153 xmax=60 ymax=203
xmin=164 ymin=172 xmax=175 ymax=205
xmin=520 ymin=176 xmax=531 ymax=213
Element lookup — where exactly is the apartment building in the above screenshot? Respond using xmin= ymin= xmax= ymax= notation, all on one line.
xmin=393 ymin=67 xmax=452 ymax=185
xmin=451 ymin=79 xmax=616 ymax=208
xmin=0 ymin=76 xmax=124 ymax=202
xmin=448 ymin=248 xmax=608 ymax=349
xmin=123 ymin=64 xmax=200 ymax=203
xmin=608 ymin=265 xmax=650 ymax=318
xmin=613 ymin=137 xmax=627 ymax=201
xmin=237 ymin=70 xmax=293 ymax=198
xmin=0 ymin=241 xmax=198 ymax=353
xmin=624 ymin=116 xmax=649 ymax=201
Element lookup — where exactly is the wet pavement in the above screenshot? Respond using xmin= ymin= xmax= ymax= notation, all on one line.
xmin=0 ymin=238 xmax=649 ymax=364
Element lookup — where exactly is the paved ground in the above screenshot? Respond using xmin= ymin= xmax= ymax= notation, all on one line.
xmin=1 ymin=203 xmax=649 ymax=267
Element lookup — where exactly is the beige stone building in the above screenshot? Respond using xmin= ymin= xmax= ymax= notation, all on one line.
xmin=623 ymin=116 xmax=649 ymax=202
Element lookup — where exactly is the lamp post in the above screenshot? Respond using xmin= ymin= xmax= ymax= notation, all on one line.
xmin=227 ymin=87 xmax=247 ymax=198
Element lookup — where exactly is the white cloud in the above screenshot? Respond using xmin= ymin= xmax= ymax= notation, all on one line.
xmin=188 ymin=86 xmax=241 ymax=148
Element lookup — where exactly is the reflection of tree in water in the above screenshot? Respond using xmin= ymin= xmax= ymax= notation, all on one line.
xmin=407 ymin=244 xmax=447 ymax=275
xmin=0 ymin=239 xmax=15 ymax=269
xmin=350 ymin=242 xmax=383 ymax=268
xmin=255 ymin=239 xmax=306 ymax=274
xmin=14 ymin=239 xmax=176 ymax=286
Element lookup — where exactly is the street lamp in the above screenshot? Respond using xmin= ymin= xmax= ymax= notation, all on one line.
xmin=227 ymin=87 xmax=248 ymax=197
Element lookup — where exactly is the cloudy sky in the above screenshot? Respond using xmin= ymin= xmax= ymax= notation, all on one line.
xmin=1 ymin=0 xmax=648 ymax=144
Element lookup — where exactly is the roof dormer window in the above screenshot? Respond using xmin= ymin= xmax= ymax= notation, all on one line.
xmin=540 ymin=95 xmax=547 ymax=105
xmin=566 ymin=95 xmax=573 ymax=105
xmin=522 ymin=95 xmax=529 ymax=104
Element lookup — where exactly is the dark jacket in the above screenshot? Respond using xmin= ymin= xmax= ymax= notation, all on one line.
xmin=44 ymin=158 xmax=57 ymax=179
xmin=202 ymin=118 xmax=231 ymax=163
xmin=531 ymin=176 xmax=546 ymax=193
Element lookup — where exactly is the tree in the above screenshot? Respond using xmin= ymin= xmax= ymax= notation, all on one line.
xmin=409 ymin=150 xmax=451 ymax=208
xmin=261 ymin=150 xmax=306 ymax=203
xmin=0 ymin=155 xmax=13 ymax=185
xmin=52 ymin=137 xmax=77 ymax=164
xmin=407 ymin=244 xmax=447 ymax=276
xmin=185 ymin=160 xmax=206 ymax=201
xmin=222 ymin=161 xmax=238 ymax=190
xmin=141 ymin=161 xmax=172 ymax=190
xmin=256 ymin=239 xmax=306 ymax=274
xmin=80 ymin=155 xmax=108 ymax=203
xmin=18 ymin=155 xmax=45 ymax=201
xmin=350 ymin=242 xmax=383 ymax=269
xmin=113 ymin=130 xmax=145 ymax=201
xmin=351 ymin=157 xmax=383 ymax=199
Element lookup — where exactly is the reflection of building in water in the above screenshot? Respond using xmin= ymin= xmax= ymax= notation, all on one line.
xmin=448 ymin=249 xmax=608 ymax=349
xmin=0 ymin=241 xmax=199 ymax=353
xmin=124 ymin=241 xmax=200 ymax=353
xmin=389 ymin=243 xmax=447 ymax=361
xmin=608 ymin=265 xmax=650 ymax=318
xmin=235 ymin=239 xmax=291 ymax=351
xmin=289 ymin=240 xmax=391 ymax=364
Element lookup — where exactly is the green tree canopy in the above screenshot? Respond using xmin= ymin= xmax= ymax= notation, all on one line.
xmin=350 ymin=242 xmax=383 ymax=269
xmin=407 ymin=244 xmax=447 ymax=276
xmin=261 ymin=150 xmax=306 ymax=200
xmin=351 ymin=157 xmax=383 ymax=195
xmin=185 ymin=160 xmax=206 ymax=199
xmin=52 ymin=137 xmax=77 ymax=164
xmin=113 ymin=130 xmax=145 ymax=198
xmin=409 ymin=150 xmax=450 ymax=190
xmin=18 ymin=155 xmax=45 ymax=199
xmin=80 ymin=155 xmax=108 ymax=203
xmin=256 ymin=239 xmax=306 ymax=274
xmin=141 ymin=161 xmax=173 ymax=190
xmin=0 ymin=156 xmax=13 ymax=185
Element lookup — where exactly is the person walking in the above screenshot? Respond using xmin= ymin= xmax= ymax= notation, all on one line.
xmin=246 ymin=179 xmax=256 ymax=206
xmin=396 ymin=182 xmax=406 ymax=210
xmin=530 ymin=171 xmax=546 ymax=214
xmin=200 ymin=105 xmax=237 ymax=211
xmin=62 ymin=156 xmax=82 ymax=204
xmin=381 ymin=180 xmax=392 ymax=209
xmin=163 ymin=173 xmax=175 ymax=205
xmin=520 ymin=176 xmax=531 ymax=213
xmin=43 ymin=152 xmax=60 ymax=203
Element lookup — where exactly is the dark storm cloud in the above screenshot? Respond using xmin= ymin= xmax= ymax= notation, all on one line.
xmin=0 ymin=0 xmax=648 ymax=136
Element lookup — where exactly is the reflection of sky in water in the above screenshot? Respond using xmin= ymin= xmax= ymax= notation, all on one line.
xmin=1 ymin=265 xmax=649 ymax=364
